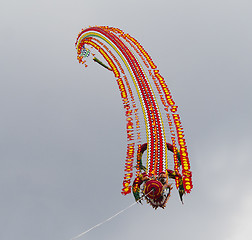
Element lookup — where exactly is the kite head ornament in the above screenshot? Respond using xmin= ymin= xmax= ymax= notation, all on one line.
xmin=75 ymin=26 xmax=193 ymax=209
xmin=143 ymin=177 xmax=172 ymax=209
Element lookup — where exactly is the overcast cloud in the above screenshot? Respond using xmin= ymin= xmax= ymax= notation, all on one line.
xmin=1 ymin=0 xmax=252 ymax=239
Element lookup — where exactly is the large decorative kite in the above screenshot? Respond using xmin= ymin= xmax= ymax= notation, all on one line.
xmin=75 ymin=26 xmax=192 ymax=209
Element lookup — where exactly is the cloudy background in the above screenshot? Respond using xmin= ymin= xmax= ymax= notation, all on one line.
xmin=1 ymin=0 xmax=252 ymax=239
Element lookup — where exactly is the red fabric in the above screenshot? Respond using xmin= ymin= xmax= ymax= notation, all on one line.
xmin=140 ymin=143 xmax=147 ymax=153
xmin=144 ymin=179 xmax=163 ymax=199
xmin=166 ymin=143 xmax=174 ymax=152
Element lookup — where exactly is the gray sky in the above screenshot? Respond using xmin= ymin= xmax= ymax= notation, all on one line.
xmin=1 ymin=0 xmax=252 ymax=239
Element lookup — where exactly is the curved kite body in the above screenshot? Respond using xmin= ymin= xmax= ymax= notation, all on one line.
xmin=75 ymin=26 xmax=192 ymax=208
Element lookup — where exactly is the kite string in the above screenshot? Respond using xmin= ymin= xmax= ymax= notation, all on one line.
xmin=70 ymin=201 xmax=138 ymax=240
xmin=70 ymin=191 xmax=152 ymax=240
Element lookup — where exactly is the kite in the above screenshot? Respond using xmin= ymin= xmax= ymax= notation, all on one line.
xmin=75 ymin=26 xmax=193 ymax=209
